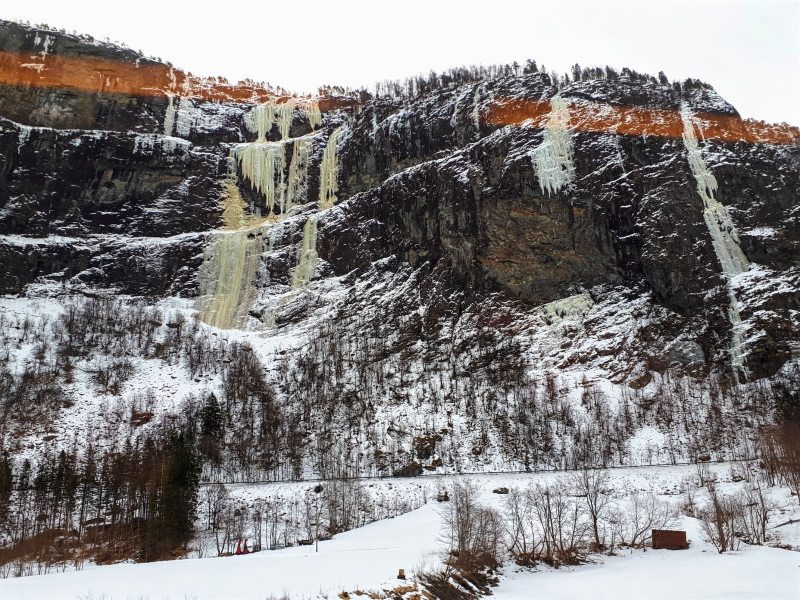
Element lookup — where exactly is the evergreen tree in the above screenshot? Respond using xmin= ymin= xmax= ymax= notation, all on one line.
xmin=141 ymin=428 xmax=200 ymax=560
xmin=199 ymin=393 xmax=223 ymax=465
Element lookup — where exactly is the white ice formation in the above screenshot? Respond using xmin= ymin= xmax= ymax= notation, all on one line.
xmin=286 ymin=136 xmax=313 ymax=214
xmin=163 ymin=95 xmax=176 ymax=136
xmin=291 ymin=216 xmax=319 ymax=289
xmin=532 ymin=95 xmax=575 ymax=196
xmin=681 ymin=106 xmax=750 ymax=375
xmin=247 ymin=99 xmax=322 ymax=141
xmin=318 ymin=126 xmax=345 ymax=211
xmin=233 ymin=142 xmax=286 ymax=214
xmin=198 ymin=95 xmax=340 ymax=326
xmin=197 ymin=228 xmax=264 ymax=329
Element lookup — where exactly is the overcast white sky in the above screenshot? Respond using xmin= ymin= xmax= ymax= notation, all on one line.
xmin=6 ymin=0 xmax=800 ymax=124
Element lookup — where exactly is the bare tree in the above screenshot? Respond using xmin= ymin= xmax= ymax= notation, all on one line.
xmin=503 ymin=487 xmax=542 ymax=565
xmin=698 ymin=484 xmax=742 ymax=553
xmin=442 ymin=481 xmax=504 ymax=563
xmin=611 ymin=492 xmax=676 ymax=548
xmin=739 ymin=484 xmax=774 ymax=545
xmin=572 ymin=468 xmax=612 ymax=549
xmin=530 ymin=480 xmax=588 ymax=565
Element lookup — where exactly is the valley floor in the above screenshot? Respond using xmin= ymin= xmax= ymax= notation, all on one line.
xmin=1 ymin=464 xmax=799 ymax=600
xmin=495 ymin=516 xmax=799 ymax=600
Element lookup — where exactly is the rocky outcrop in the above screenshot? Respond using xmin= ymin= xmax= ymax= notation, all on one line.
xmin=0 ymin=19 xmax=798 ymax=382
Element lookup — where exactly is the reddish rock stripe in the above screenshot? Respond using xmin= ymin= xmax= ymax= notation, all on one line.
xmin=485 ymin=98 xmax=800 ymax=145
xmin=1 ymin=49 xmax=797 ymax=143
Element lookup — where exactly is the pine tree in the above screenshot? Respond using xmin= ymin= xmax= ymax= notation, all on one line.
xmin=199 ymin=393 xmax=223 ymax=465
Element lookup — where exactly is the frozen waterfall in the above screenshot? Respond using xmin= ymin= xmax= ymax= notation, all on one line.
xmin=681 ymin=106 xmax=750 ymax=375
xmin=532 ymin=95 xmax=575 ymax=196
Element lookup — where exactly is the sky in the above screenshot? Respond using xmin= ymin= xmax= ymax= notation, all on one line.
xmin=5 ymin=0 xmax=800 ymax=124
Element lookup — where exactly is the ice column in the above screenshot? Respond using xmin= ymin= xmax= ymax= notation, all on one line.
xmin=249 ymin=103 xmax=276 ymax=142
xmin=234 ymin=142 xmax=286 ymax=214
xmin=163 ymin=95 xmax=176 ymax=136
xmin=285 ymin=136 xmax=313 ymax=213
xmin=531 ymin=95 xmax=575 ymax=196
xmin=681 ymin=106 xmax=750 ymax=374
xmin=276 ymin=101 xmax=295 ymax=140
xmin=291 ymin=216 xmax=319 ymax=289
xmin=306 ymin=100 xmax=322 ymax=130
xmin=198 ymin=229 xmax=264 ymax=329
xmin=318 ymin=126 xmax=344 ymax=211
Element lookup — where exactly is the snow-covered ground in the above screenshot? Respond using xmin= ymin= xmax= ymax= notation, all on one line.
xmin=2 ymin=464 xmax=799 ymax=600
xmin=496 ymin=515 xmax=800 ymax=600
xmin=0 ymin=503 xmax=442 ymax=600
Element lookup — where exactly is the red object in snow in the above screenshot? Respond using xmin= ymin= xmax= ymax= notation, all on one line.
xmin=652 ymin=529 xmax=689 ymax=550
xmin=234 ymin=539 xmax=242 ymax=555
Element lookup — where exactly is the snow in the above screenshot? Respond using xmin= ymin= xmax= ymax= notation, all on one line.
xmin=0 ymin=502 xmax=443 ymax=600
xmin=495 ymin=516 xmax=800 ymax=600
xmin=2 ymin=465 xmax=799 ymax=599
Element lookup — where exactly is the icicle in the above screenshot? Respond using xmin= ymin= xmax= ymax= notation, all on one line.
xmin=306 ymin=100 xmax=322 ymax=130
xmin=247 ymin=103 xmax=276 ymax=142
xmin=611 ymin=126 xmax=626 ymax=173
xmin=291 ymin=216 xmax=319 ymax=289
xmin=531 ymin=95 xmax=575 ymax=196
xmin=197 ymin=228 xmax=264 ymax=329
xmin=285 ymin=136 xmax=313 ymax=213
xmin=220 ymin=152 xmax=268 ymax=230
xmin=33 ymin=33 xmax=53 ymax=58
xmin=681 ymin=105 xmax=750 ymax=376
xmin=318 ymin=126 xmax=345 ymax=211
xmin=163 ymin=95 xmax=176 ymax=136
xmin=276 ymin=101 xmax=295 ymax=140
xmin=168 ymin=66 xmax=177 ymax=92
xmin=233 ymin=142 xmax=286 ymax=214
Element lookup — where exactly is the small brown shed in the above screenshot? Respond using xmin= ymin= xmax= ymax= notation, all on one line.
xmin=652 ymin=529 xmax=689 ymax=550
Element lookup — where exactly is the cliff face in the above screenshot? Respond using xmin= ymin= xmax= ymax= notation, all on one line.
xmin=1 ymin=19 xmax=798 ymax=386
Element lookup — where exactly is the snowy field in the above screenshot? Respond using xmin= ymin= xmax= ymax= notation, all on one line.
xmin=496 ymin=515 xmax=799 ymax=600
xmin=0 ymin=504 xmax=443 ymax=600
xmin=1 ymin=464 xmax=799 ymax=600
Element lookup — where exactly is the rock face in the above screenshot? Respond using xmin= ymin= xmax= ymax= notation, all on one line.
xmin=1 ymin=19 xmax=798 ymax=384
